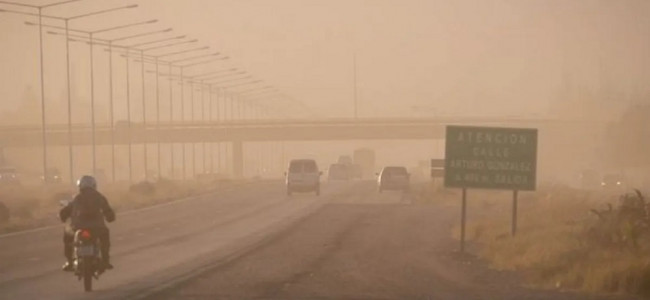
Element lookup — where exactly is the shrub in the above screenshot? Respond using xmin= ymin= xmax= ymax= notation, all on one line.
xmin=10 ymin=197 xmax=40 ymax=219
xmin=587 ymin=190 xmax=649 ymax=250
xmin=129 ymin=181 xmax=156 ymax=195
xmin=468 ymin=188 xmax=650 ymax=296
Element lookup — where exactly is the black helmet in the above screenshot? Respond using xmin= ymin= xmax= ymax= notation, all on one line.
xmin=77 ymin=175 xmax=97 ymax=190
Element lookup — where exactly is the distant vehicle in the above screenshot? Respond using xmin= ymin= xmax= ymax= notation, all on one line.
xmin=0 ymin=166 xmax=20 ymax=186
xmin=377 ymin=166 xmax=410 ymax=192
xmin=337 ymin=155 xmax=353 ymax=166
xmin=353 ymin=148 xmax=375 ymax=179
xmin=601 ymin=173 xmax=625 ymax=190
xmin=285 ymin=159 xmax=322 ymax=196
xmin=336 ymin=155 xmax=362 ymax=178
xmin=42 ymin=168 xmax=62 ymax=183
xmin=327 ymin=163 xmax=350 ymax=181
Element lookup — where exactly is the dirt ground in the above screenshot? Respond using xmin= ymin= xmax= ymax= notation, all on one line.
xmin=147 ymin=183 xmax=637 ymax=300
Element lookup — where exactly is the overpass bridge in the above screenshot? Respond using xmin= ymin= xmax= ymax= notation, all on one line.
xmin=0 ymin=117 xmax=590 ymax=146
xmin=0 ymin=117 xmax=606 ymax=179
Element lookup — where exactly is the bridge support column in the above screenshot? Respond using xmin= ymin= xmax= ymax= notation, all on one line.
xmin=232 ymin=140 xmax=243 ymax=178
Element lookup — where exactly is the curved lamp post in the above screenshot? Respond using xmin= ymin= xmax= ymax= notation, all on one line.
xmin=36 ymin=19 xmax=155 ymax=183
xmin=0 ymin=1 xmax=137 ymax=183
xmin=54 ymin=29 xmax=184 ymax=183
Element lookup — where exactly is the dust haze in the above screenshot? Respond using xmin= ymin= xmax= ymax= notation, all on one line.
xmin=0 ymin=0 xmax=648 ymax=186
xmin=2 ymin=1 xmax=650 ymax=299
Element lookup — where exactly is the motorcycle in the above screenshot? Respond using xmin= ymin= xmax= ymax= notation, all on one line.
xmin=60 ymin=199 xmax=106 ymax=292
xmin=72 ymin=228 xmax=105 ymax=292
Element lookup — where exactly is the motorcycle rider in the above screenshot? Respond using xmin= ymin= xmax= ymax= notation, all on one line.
xmin=60 ymin=175 xmax=115 ymax=271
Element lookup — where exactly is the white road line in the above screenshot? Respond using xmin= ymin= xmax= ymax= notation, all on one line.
xmin=0 ymin=183 xmax=254 ymax=240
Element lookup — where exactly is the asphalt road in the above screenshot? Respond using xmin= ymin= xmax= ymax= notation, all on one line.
xmin=0 ymin=180 xmax=639 ymax=300
xmin=0 ymin=180 xmax=337 ymax=299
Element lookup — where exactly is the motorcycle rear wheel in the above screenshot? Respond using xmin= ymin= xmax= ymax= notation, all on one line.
xmin=83 ymin=262 xmax=93 ymax=292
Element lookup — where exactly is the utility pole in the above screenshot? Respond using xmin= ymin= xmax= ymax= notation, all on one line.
xmin=353 ymin=52 xmax=358 ymax=120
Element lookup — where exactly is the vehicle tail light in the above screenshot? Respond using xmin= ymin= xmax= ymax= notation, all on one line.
xmin=80 ymin=230 xmax=92 ymax=240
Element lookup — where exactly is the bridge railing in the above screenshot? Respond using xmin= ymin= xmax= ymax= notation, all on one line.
xmin=0 ymin=117 xmax=609 ymax=133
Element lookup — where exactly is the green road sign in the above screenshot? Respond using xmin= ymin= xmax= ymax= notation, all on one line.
xmin=444 ymin=125 xmax=537 ymax=191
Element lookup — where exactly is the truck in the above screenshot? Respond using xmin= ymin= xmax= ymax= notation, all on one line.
xmin=353 ymin=148 xmax=375 ymax=179
xmin=337 ymin=155 xmax=353 ymax=165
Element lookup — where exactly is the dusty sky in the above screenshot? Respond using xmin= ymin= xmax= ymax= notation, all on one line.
xmin=1 ymin=0 xmax=649 ymax=123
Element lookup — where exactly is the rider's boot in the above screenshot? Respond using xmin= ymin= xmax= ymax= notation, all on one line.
xmin=63 ymin=237 xmax=74 ymax=272
xmin=62 ymin=260 xmax=74 ymax=272
xmin=100 ymin=240 xmax=113 ymax=270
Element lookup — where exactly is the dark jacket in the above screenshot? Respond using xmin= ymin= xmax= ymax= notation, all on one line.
xmin=60 ymin=188 xmax=115 ymax=229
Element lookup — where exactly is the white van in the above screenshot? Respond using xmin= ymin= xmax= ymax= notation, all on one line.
xmin=285 ymin=159 xmax=322 ymax=196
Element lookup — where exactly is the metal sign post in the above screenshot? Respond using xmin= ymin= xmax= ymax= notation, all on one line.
xmin=512 ymin=190 xmax=518 ymax=236
xmin=461 ymin=188 xmax=467 ymax=253
xmin=444 ymin=125 xmax=537 ymax=252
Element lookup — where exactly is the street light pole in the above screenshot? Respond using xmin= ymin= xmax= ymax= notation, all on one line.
xmin=139 ymin=45 xmax=206 ymax=179
xmin=142 ymin=60 xmax=234 ymax=180
xmin=230 ymin=92 xmax=235 ymax=122
xmin=36 ymin=7 xmax=48 ymax=183
xmin=155 ymin=57 xmax=161 ymax=179
xmin=193 ymin=73 xmax=245 ymax=174
xmin=168 ymin=63 xmax=175 ymax=179
xmin=201 ymin=80 xmax=207 ymax=174
xmin=354 ymin=52 xmax=358 ymax=120
xmin=89 ymin=32 xmax=97 ymax=175
xmin=219 ymin=90 xmax=229 ymax=174
xmin=0 ymin=0 xmax=84 ymax=184
xmin=116 ymin=31 xmax=176 ymax=183
xmin=129 ymin=45 xmax=211 ymax=180
xmin=180 ymin=67 xmax=186 ymax=180
xmin=65 ymin=19 xmax=73 ymax=184
xmin=108 ymin=41 xmax=115 ymax=182
xmin=208 ymin=85 xmax=214 ymax=174
xmin=140 ymin=49 xmax=148 ymax=181
xmin=74 ymin=12 xmax=143 ymax=178
xmin=213 ymin=81 xmax=263 ymax=177
xmin=239 ymin=97 xmax=245 ymax=120
xmin=126 ymin=55 xmax=133 ymax=183
xmin=4 ymin=2 xmax=148 ymax=183
xmin=161 ymin=58 xmax=228 ymax=180
xmin=190 ymin=80 xmax=196 ymax=178
xmin=214 ymin=88 xmax=222 ymax=174
xmin=30 ymin=16 xmax=148 ymax=184
xmin=17 ymin=3 xmax=141 ymax=182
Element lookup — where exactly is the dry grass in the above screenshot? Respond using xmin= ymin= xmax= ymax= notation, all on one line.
xmin=0 ymin=178 xmax=240 ymax=234
xmin=442 ymin=185 xmax=650 ymax=297
xmin=411 ymin=180 xmax=459 ymax=205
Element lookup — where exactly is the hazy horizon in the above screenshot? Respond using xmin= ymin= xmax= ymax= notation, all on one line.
xmin=1 ymin=0 xmax=648 ymax=124
xmin=0 ymin=0 xmax=648 ymax=185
